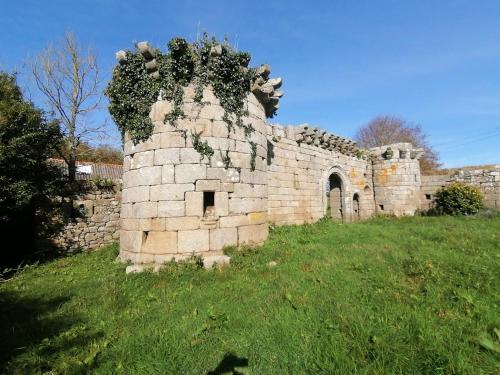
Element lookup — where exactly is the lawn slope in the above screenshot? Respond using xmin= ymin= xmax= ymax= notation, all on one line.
xmin=1 ymin=216 xmax=499 ymax=374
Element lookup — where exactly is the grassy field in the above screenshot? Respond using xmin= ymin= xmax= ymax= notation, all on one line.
xmin=1 ymin=216 xmax=499 ymax=374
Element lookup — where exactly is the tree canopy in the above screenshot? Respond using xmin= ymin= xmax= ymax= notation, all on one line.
xmin=354 ymin=115 xmax=441 ymax=172
xmin=0 ymin=72 xmax=63 ymax=266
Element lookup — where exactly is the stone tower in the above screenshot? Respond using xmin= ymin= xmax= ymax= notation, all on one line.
xmin=120 ymin=86 xmax=272 ymax=264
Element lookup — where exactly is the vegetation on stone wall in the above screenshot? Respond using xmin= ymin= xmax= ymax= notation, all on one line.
xmin=105 ymin=35 xmax=264 ymax=169
xmin=435 ymin=182 xmax=484 ymax=215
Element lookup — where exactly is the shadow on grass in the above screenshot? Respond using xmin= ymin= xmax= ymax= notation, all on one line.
xmin=0 ymin=290 xmax=101 ymax=373
xmin=207 ymin=352 xmax=249 ymax=375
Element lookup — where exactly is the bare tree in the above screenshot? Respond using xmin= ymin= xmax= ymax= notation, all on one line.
xmin=30 ymin=31 xmax=103 ymax=182
xmin=355 ymin=115 xmax=441 ymax=173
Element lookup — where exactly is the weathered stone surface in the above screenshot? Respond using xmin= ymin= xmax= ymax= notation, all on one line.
xmin=203 ymin=255 xmax=231 ymax=269
xmin=175 ymin=164 xmax=207 ymax=183
xmin=158 ymin=201 xmax=185 ymax=217
xmin=178 ymin=229 xmax=209 ymax=253
xmin=154 ymin=148 xmax=180 ymax=165
xmin=133 ymin=201 xmax=157 ymax=218
xmin=150 ymin=183 xmax=194 ymax=201
xmin=120 ymin=230 xmax=143 ymax=253
xmin=214 ymin=192 xmax=229 ymax=216
xmin=210 ymin=227 xmax=237 ymax=250
xmin=161 ymin=165 xmax=175 ymax=183
xmin=131 ymin=151 xmax=154 ymax=169
xmin=165 ymin=216 xmax=200 ymax=231
xmin=122 ymin=186 xmax=149 ymax=203
xmin=196 ymin=179 xmax=220 ymax=192
xmin=185 ymin=192 xmax=203 ymax=216
xmin=238 ymin=223 xmax=269 ymax=245
xmin=142 ymin=231 xmax=177 ymax=254
xmin=123 ymin=166 xmax=162 ymax=187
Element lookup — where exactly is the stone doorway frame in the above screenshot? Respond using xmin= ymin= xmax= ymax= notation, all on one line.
xmin=322 ymin=166 xmax=353 ymax=223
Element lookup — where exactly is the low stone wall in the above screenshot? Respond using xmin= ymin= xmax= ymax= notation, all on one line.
xmin=420 ymin=166 xmax=500 ymax=210
xmin=55 ymin=187 xmax=121 ymax=251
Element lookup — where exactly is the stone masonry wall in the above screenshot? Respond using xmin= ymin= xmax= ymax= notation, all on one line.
xmin=118 ymin=86 xmax=425 ymax=266
xmin=267 ymin=124 xmax=375 ymax=225
xmin=119 ymin=87 xmax=269 ymax=264
xmin=55 ymin=187 xmax=121 ymax=251
xmin=420 ymin=165 xmax=500 ymax=210
xmin=371 ymin=143 xmax=423 ymax=216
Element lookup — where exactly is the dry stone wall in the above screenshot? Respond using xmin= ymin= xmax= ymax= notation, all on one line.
xmin=55 ymin=187 xmax=121 ymax=251
xmin=421 ymin=166 xmax=500 ymax=210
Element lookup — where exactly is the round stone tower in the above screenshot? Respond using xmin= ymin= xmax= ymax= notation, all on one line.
xmin=119 ymin=86 xmax=270 ymax=264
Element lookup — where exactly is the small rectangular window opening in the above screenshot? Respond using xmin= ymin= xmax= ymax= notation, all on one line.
xmin=379 ymin=204 xmax=384 ymax=211
xmin=203 ymin=191 xmax=215 ymax=217
xmin=425 ymin=194 xmax=432 ymax=200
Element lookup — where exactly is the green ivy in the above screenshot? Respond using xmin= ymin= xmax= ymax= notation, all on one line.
xmin=191 ymin=131 xmax=214 ymax=163
xmin=105 ymin=35 xmax=264 ymax=170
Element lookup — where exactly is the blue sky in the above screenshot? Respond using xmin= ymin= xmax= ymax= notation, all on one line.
xmin=1 ymin=0 xmax=499 ymax=167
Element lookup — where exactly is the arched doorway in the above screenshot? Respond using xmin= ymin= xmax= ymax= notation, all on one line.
xmin=353 ymin=193 xmax=360 ymax=221
xmin=328 ymin=173 xmax=343 ymax=222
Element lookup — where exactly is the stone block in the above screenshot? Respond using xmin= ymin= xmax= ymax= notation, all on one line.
xmin=240 ymin=169 xmax=266 ymax=184
xmin=120 ymin=203 xmax=134 ymax=218
xmin=124 ymin=133 xmax=160 ymax=155
xmin=181 ymin=148 xmax=202 ymax=163
xmin=149 ymin=100 xmax=172 ymax=122
xmin=123 ymin=166 xmax=162 ymax=187
xmin=221 ymin=182 xmax=235 ymax=192
xmin=248 ymin=211 xmax=267 ymax=224
xmin=219 ymin=214 xmax=249 ymax=228
xmin=120 ymin=230 xmax=144 ymax=253
xmin=121 ymin=218 xmax=139 ymax=230
xmin=178 ymin=229 xmax=209 ymax=253
xmin=162 ymin=165 xmax=175 ymax=183
xmin=151 ymin=218 xmax=165 ymax=231
xmin=175 ymin=164 xmax=207 ymax=183
xmin=196 ymin=179 xmax=221 ymax=192
xmin=165 ymin=216 xmax=200 ymax=231
xmin=150 ymin=183 xmax=194 ymax=201
xmin=160 ymin=132 xmax=186 ymax=148
xmin=122 ymin=186 xmax=150 ymax=203
xmin=207 ymin=167 xmax=240 ymax=183
xmin=133 ymin=202 xmax=157 ymax=218
xmin=215 ymin=192 xmax=229 ymax=216
xmin=185 ymin=192 xmax=204 ymax=216
xmin=158 ymin=201 xmax=185 ymax=217
xmin=210 ymin=227 xmax=237 ymax=251
xmin=238 ymin=223 xmax=269 ymax=245
xmin=130 ymin=151 xmax=154 ymax=169
xmin=154 ymin=148 xmax=180 ymax=165
xmin=142 ymin=231 xmax=177 ymax=254
xmin=203 ymin=255 xmax=231 ymax=269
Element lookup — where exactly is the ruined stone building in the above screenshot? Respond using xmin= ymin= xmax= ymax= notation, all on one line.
xmin=118 ymin=88 xmax=424 ymax=265
xmin=104 ymin=41 xmax=498 ymax=267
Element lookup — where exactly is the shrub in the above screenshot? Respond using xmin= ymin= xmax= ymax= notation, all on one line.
xmin=435 ymin=182 xmax=483 ymax=215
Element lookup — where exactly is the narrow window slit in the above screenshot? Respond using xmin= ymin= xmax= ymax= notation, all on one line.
xmin=203 ymin=191 xmax=215 ymax=217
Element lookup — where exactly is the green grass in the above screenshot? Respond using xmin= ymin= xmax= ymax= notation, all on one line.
xmin=1 ymin=216 xmax=499 ymax=374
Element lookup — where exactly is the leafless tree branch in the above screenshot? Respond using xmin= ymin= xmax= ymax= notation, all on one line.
xmin=30 ymin=31 xmax=102 ymax=181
